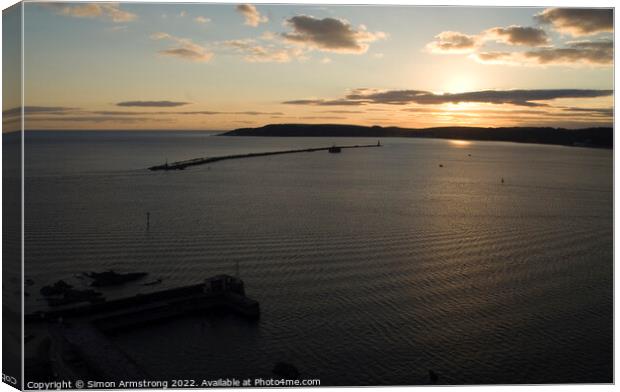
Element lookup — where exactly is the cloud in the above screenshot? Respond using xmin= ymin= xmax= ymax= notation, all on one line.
xmin=107 ymin=25 xmax=128 ymax=32
xmin=195 ymin=16 xmax=211 ymax=24
xmin=26 ymin=106 xmax=76 ymax=114
xmin=349 ymin=88 xmax=613 ymax=106
xmin=298 ymin=116 xmax=346 ymax=120
xmin=282 ymin=15 xmax=386 ymax=54
xmin=396 ymin=105 xmax=612 ymax=129
xmin=523 ymin=40 xmax=613 ymax=65
xmin=89 ymin=110 xmax=218 ymax=116
xmin=91 ymin=110 xmax=161 ymax=116
xmin=51 ymin=3 xmax=136 ymax=22
xmin=485 ymin=26 xmax=550 ymax=46
xmin=472 ymin=51 xmax=515 ymax=64
xmin=5 ymin=106 xmax=81 ymax=129
xmin=282 ymin=99 xmax=365 ymax=106
xmin=3 ymin=106 xmax=79 ymax=118
xmin=98 ymin=110 xmax=283 ymax=116
xmin=535 ymin=8 xmax=613 ymax=36
xmin=232 ymin=111 xmax=284 ymax=116
xmin=561 ymin=107 xmax=613 ymax=116
xmin=12 ymin=106 xmax=286 ymax=126
xmin=345 ymin=89 xmax=435 ymax=105
xmin=28 ymin=116 xmax=157 ymax=123
xmin=401 ymin=107 xmax=443 ymax=113
xmin=400 ymin=106 xmax=612 ymax=118
xmin=151 ymin=33 xmax=213 ymax=62
xmin=116 ymin=101 xmax=190 ymax=107
xmin=150 ymin=32 xmax=171 ymax=40
xmin=260 ymin=31 xmax=276 ymax=40
xmin=426 ymin=31 xmax=479 ymax=53
xmin=473 ymin=40 xmax=613 ymax=66
xmin=426 ymin=13 xmax=611 ymax=65
xmin=428 ymin=25 xmax=549 ymax=54
xmin=284 ymin=88 xmax=613 ymax=107
xmin=2 ymin=107 xmax=21 ymax=118
xmin=158 ymin=48 xmax=212 ymax=62
xmin=236 ymin=4 xmax=267 ymax=27
xmin=321 ymin=110 xmax=364 ymax=114
xmin=224 ymin=39 xmax=300 ymax=63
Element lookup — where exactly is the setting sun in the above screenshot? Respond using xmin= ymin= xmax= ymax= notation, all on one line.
xmin=442 ymin=75 xmax=478 ymax=94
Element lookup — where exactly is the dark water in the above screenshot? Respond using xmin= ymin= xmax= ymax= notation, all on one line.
xmin=24 ymin=131 xmax=613 ymax=385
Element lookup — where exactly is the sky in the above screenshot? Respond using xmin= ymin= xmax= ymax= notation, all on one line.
xmin=2 ymin=2 xmax=614 ymax=130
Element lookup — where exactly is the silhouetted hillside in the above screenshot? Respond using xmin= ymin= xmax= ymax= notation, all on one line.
xmin=221 ymin=124 xmax=613 ymax=148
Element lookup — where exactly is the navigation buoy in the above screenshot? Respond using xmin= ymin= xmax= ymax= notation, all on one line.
xmin=429 ymin=370 xmax=438 ymax=384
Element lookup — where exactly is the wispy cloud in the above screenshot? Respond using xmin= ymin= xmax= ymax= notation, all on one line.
xmin=472 ymin=51 xmax=515 ymax=64
xmin=158 ymin=47 xmax=212 ymax=62
xmin=426 ymin=31 xmax=479 ymax=53
xmin=17 ymin=105 xmax=284 ymax=118
xmin=151 ymin=33 xmax=213 ymax=62
xmin=210 ymin=110 xmax=285 ymax=116
xmin=260 ymin=31 xmax=276 ymax=40
xmin=282 ymin=99 xmax=365 ymax=106
xmin=95 ymin=110 xmax=284 ymax=116
xmin=27 ymin=116 xmax=159 ymax=123
xmin=561 ymin=106 xmax=613 ymax=116
xmin=284 ymin=88 xmax=613 ymax=107
xmin=535 ymin=8 xmax=613 ymax=36
xmin=107 ymin=25 xmax=128 ymax=32
xmin=223 ymin=39 xmax=303 ymax=63
xmin=396 ymin=104 xmax=613 ymax=129
xmin=50 ymin=3 xmax=136 ymax=23
xmin=236 ymin=4 xmax=268 ymax=27
xmin=400 ymin=106 xmax=612 ymax=117
xmin=194 ymin=16 xmax=211 ymax=24
xmin=320 ymin=110 xmax=364 ymax=114
xmin=282 ymin=15 xmax=386 ymax=54
xmin=298 ymin=116 xmax=346 ymax=120
xmin=3 ymin=106 xmax=78 ymax=118
xmin=117 ymin=100 xmax=190 ymax=107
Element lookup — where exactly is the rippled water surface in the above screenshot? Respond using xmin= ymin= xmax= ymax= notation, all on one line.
xmin=24 ymin=131 xmax=613 ymax=385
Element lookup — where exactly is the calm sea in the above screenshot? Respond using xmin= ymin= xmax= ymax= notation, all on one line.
xmin=23 ymin=131 xmax=613 ymax=385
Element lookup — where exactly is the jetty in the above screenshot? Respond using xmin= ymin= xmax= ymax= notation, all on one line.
xmin=148 ymin=142 xmax=382 ymax=171
xmin=29 ymin=275 xmax=259 ymax=381
xmin=27 ymin=275 xmax=259 ymax=328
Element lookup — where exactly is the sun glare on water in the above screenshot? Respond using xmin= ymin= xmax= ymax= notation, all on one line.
xmin=449 ymin=140 xmax=472 ymax=146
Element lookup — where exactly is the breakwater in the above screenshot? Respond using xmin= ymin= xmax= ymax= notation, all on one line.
xmin=148 ymin=142 xmax=382 ymax=171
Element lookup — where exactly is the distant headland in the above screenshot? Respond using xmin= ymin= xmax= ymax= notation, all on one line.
xmin=221 ymin=124 xmax=613 ymax=149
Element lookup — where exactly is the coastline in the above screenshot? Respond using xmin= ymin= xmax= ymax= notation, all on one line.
xmin=219 ymin=124 xmax=613 ymax=149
